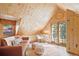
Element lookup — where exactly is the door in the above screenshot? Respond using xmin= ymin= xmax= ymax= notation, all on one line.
xmin=51 ymin=24 xmax=58 ymax=43
xmin=59 ymin=22 xmax=67 ymax=46
xmin=51 ymin=22 xmax=67 ymax=46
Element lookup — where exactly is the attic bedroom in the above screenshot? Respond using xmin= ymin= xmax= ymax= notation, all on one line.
xmin=0 ymin=3 xmax=79 ymax=56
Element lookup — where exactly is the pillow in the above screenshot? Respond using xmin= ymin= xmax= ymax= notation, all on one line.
xmin=12 ymin=38 xmax=22 ymax=46
xmin=29 ymin=35 xmax=37 ymax=42
xmin=4 ymin=36 xmax=16 ymax=46
xmin=4 ymin=36 xmax=15 ymax=41
xmin=36 ymin=35 xmax=43 ymax=39
xmin=4 ymin=39 xmax=12 ymax=46
xmin=4 ymin=36 xmax=22 ymax=46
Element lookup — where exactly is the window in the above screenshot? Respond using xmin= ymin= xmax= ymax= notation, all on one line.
xmin=51 ymin=22 xmax=67 ymax=46
xmin=51 ymin=24 xmax=58 ymax=42
xmin=59 ymin=23 xmax=66 ymax=44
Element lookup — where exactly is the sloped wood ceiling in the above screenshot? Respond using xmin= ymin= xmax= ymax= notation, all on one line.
xmin=18 ymin=4 xmax=56 ymax=35
xmin=0 ymin=3 xmax=27 ymax=18
xmin=0 ymin=3 xmax=56 ymax=35
xmin=57 ymin=3 xmax=79 ymax=12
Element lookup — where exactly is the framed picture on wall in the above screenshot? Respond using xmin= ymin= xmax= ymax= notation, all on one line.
xmin=3 ymin=24 xmax=13 ymax=37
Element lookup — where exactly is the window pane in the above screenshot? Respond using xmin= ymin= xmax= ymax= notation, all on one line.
xmin=59 ymin=23 xmax=66 ymax=44
xmin=52 ymin=24 xmax=57 ymax=42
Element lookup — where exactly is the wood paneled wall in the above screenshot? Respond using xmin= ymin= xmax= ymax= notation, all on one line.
xmin=67 ymin=9 xmax=79 ymax=55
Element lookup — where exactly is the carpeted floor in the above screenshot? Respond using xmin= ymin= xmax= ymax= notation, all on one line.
xmin=24 ymin=43 xmax=74 ymax=56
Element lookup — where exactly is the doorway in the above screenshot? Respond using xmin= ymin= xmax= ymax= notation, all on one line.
xmin=51 ymin=22 xmax=67 ymax=46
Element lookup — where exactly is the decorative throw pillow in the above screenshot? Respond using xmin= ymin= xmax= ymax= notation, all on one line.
xmin=29 ymin=35 xmax=37 ymax=42
xmin=12 ymin=38 xmax=22 ymax=46
xmin=4 ymin=39 xmax=12 ymax=46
